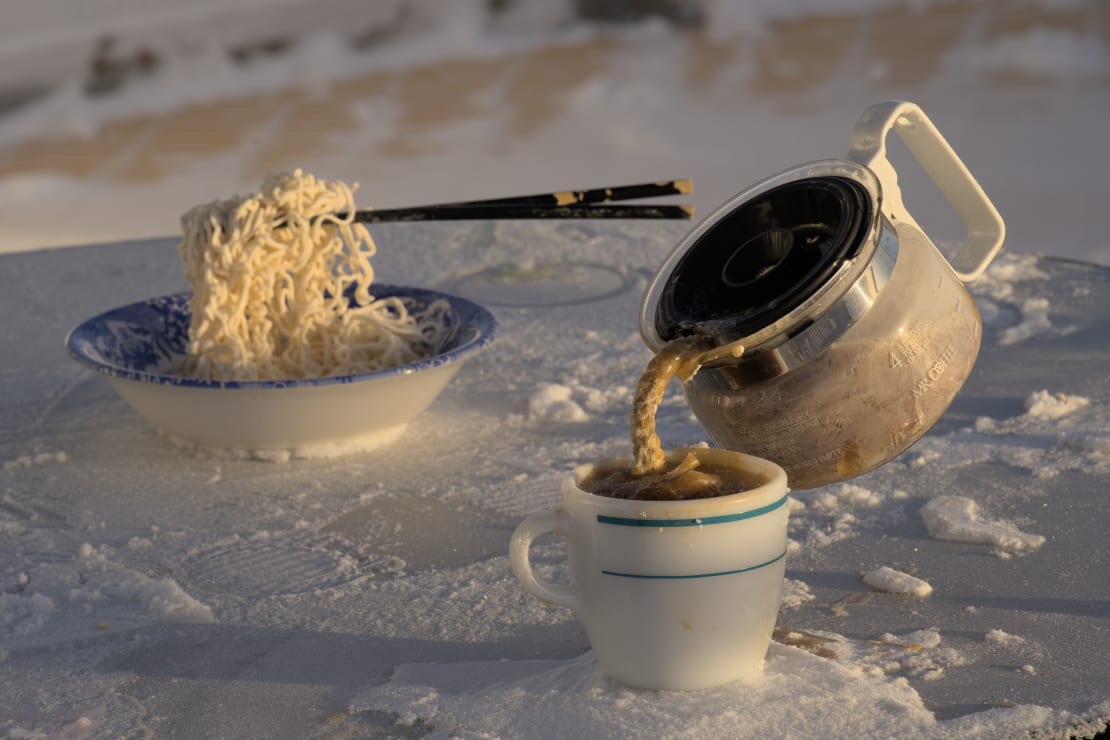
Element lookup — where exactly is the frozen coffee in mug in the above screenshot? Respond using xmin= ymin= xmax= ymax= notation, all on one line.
xmin=509 ymin=339 xmax=790 ymax=690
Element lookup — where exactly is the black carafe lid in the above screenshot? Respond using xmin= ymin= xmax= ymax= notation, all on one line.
xmin=653 ymin=175 xmax=872 ymax=346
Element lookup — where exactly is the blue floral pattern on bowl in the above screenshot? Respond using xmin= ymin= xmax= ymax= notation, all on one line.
xmin=66 ymin=285 xmax=499 ymax=390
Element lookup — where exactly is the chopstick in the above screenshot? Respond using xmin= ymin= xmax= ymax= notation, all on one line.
xmin=435 ymin=178 xmax=692 ymax=208
xmin=337 ymin=178 xmax=694 ymax=223
xmin=352 ymin=203 xmax=695 ymax=223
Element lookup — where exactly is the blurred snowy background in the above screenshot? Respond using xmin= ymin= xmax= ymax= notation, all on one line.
xmin=0 ymin=0 xmax=1107 ymax=261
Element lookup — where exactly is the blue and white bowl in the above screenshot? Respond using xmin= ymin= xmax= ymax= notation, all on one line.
xmin=65 ymin=285 xmax=498 ymax=456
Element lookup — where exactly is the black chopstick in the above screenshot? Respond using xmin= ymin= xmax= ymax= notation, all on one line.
xmin=306 ymin=179 xmax=694 ymax=225
xmin=350 ymin=203 xmax=695 ymax=223
xmin=434 ymin=178 xmax=693 ymax=208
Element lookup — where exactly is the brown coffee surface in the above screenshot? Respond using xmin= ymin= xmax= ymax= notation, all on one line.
xmin=581 ymin=453 xmax=749 ymax=501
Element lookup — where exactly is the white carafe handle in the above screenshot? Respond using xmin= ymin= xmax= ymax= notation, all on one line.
xmin=848 ymin=100 xmax=1005 ymax=282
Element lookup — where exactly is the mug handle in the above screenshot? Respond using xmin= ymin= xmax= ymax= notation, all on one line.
xmin=509 ymin=510 xmax=582 ymax=612
xmin=848 ymin=100 xmax=1005 ymax=282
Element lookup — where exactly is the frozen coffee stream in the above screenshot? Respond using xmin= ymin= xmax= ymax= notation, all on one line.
xmin=581 ymin=336 xmax=745 ymax=500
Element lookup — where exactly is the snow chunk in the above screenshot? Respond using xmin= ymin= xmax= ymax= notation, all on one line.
xmin=812 ymin=484 xmax=883 ymax=511
xmin=1061 ymin=429 xmax=1110 ymax=455
xmin=998 ymin=297 xmax=1051 ymax=346
xmin=983 ymin=253 xmax=1050 ymax=285
xmin=127 ymin=536 xmax=153 ymax=550
xmin=788 ymin=483 xmax=894 ymax=551
xmin=986 ymin=629 xmax=1025 ymax=646
xmin=137 ymin=578 xmax=215 ymax=623
xmin=527 ymin=383 xmax=588 ymax=423
xmin=900 ymin=629 xmax=943 ymax=650
xmin=872 ymin=629 xmax=964 ymax=682
xmin=1024 ymin=390 xmax=1089 ymax=420
xmin=0 ymin=592 xmax=55 ymax=638
xmin=862 ymin=566 xmax=933 ymax=597
xmin=905 ymin=449 xmax=942 ymax=468
xmin=920 ymin=496 xmax=1045 ymax=552
xmin=780 ymin=578 xmax=815 ymax=609
xmin=3 ymin=450 xmax=68 ymax=470
xmin=974 ymin=416 xmax=998 ymax=433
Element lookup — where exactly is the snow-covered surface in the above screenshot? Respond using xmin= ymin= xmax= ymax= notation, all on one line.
xmin=2 ymin=1 xmax=1110 ymax=737
xmin=3 ymin=232 xmax=1109 ymax=737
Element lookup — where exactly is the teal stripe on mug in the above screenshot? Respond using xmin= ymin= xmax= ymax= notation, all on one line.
xmin=601 ymin=549 xmax=787 ymax=580
xmin=596 ymin=495 xmax=787 ymax=528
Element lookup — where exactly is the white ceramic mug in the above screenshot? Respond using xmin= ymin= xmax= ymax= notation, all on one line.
xmin=509 ymin=447 xmax=789 ymax=691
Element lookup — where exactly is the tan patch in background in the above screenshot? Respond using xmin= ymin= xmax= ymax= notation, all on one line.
xmin=378 ymin=56 xmax=508 ymax=159
xmin=862 ymin=0 xmax=977 ymax=86
xmin=500 ymin=38 xmax=618 ymax=143
xmin=0 ymin=116 xmax=155 ymax=178
xmin=683 ymin=30 xmax=738 ymax=90
xmin=751 ymin=12 xmax=858 ymax=94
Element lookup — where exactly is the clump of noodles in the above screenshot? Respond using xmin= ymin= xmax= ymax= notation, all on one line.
xmin=177 ymin=169 xmax=451 ymax=381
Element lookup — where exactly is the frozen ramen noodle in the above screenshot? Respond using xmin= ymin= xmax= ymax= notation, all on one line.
xmin=177 ymin=169 xmax=450 ymax=381
xmin=580 ymin=336 xmax=752 ymax=501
